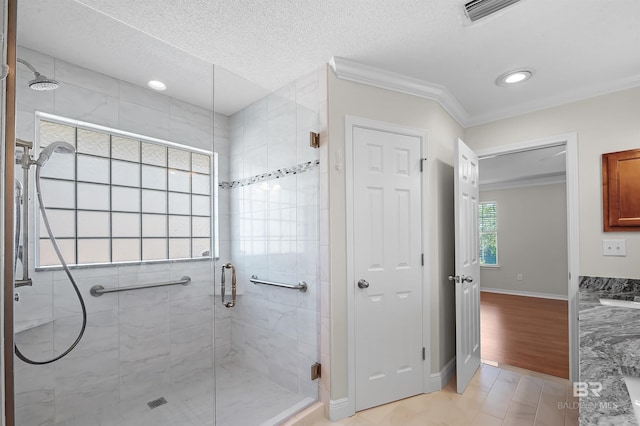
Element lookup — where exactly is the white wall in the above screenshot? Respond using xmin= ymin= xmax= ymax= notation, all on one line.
xmin=465 ymin=88 xmax=640 ymax=280
xmin=327 ymin=70 xmax=463 ymax=401
xmin=480 ymin=183 xmax=568 ymax=297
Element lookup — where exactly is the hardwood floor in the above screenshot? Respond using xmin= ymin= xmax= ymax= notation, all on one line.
xmin=480 ymin=292 xmax=569 ymax=379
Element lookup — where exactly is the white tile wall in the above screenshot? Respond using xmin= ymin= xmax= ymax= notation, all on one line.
xmin=55 ymin=83 xmax=119 ymax=128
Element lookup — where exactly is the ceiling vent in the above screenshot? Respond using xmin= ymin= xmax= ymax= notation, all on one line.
xmin=464 ymin=0 xmax=521 ymax=22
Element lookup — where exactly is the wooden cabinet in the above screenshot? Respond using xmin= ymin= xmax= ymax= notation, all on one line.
xmin=602 ymin=149 xmax=640 ymax=232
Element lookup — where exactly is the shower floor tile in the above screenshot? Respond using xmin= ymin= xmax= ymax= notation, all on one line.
xmin=215 ymin=361 xmax=314 ymax=426
xmin=52 ymin=362 xmax=314 ymax=426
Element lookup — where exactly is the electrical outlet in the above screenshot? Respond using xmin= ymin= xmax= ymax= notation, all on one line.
xmin=603 ymin=239 xmax=626 ymax=256
xmin=517 ymin=274 xmax=523 ymax=281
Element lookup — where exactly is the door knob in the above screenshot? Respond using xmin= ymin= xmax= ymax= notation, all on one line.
xmin=357 ymin=279 xmax=370 ymax=289
xmin=448 ymin=275 xmax=473 ymax=283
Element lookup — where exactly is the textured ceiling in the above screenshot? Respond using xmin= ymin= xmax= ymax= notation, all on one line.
xmin=17 ymin=0 xmax=273 ymax=115
xmin=18 ymin=0 xmax=640 ymax=123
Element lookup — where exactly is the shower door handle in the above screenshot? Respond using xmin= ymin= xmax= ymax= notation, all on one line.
xmin=221 ymin=262 xmax=237 ymax=308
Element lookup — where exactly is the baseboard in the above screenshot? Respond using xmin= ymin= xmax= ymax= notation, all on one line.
xmin=430 ymin=356 xmax=456 ymax=392
xmin=481 ymin=287 xmax=568 ymax=301
xmin=328 ymin=397 xmax=350 ymax=421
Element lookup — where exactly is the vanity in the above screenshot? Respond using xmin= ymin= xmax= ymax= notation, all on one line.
xmin=579 ymin=276 xmax=640 ymax=425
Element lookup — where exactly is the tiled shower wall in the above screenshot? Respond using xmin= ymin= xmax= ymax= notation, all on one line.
xmin=222 ymin=66 xmax=327 ymax=400
xmin=13 ymin=46 xmax=226 ymax=424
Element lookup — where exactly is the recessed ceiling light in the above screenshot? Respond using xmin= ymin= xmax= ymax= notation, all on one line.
xmin=148 ymin=80 xmax=167 ymax=91
xmin=496 ymin=69 xmax=534 ymax=87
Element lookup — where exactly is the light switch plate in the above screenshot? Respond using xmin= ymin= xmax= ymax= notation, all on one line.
xmin=603 ymin=239 xmax=626 ymax=256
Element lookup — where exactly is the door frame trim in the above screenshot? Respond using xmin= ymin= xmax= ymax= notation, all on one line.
xmin=475 ymin=132 xmax=579 ymax=382
xmin=344 ymin=116 xmax=431 ymax=417
xmin=3 ymin=0 xmax=18 ymax=424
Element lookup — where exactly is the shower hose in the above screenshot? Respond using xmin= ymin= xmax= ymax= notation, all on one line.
xmin=14 ymin=163 xmax=87 ymax=365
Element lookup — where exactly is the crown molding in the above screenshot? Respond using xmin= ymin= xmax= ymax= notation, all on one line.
xmin=329 ymin=57 xmax=469 ymax=127
xmin=329 ymin=57 xmax=640 ymax=129
xmin=480 ymin=173 xmax=566 ymax=192
xmin=466 ymin=73 xmax=640 ymax=127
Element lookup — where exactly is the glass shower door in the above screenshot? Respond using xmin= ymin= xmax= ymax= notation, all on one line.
xmin=212 ymin=65 xmax=323 ymax=425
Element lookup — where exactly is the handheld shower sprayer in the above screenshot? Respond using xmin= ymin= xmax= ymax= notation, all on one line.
xmin=14 ymin=140 xmax=86 ymax=365
xmin=36 ymin=141 xmax=75 ymax=166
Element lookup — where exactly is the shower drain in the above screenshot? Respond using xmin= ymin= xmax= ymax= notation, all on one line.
xmin=147 ymin=397 xmax=168 ymax=409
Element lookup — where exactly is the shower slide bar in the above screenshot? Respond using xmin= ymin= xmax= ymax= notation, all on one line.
xmin=15 ymin=139 xmax=33 ymax=288
xmin=250 ymin=275 xmax=307 ymax=293
xmin=90 ymin=276 xmax=191 ymax=297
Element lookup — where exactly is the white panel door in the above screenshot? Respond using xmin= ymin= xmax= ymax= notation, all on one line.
xmin=353 ymin=126 xmax=424 ymax=411
xmin=453 ymin=138 xmax=481 ymax=394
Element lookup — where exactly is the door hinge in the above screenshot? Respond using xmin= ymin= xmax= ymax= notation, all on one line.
xmin=569 ymin=272 xmax=572 ymax=280
xmin=309 ymin=131 xmax=320 ymax=148
xmin=422 ymin=347 xmax=426 ymax=361
xmin=420 ymin=157 xmax=427 ymax=172
xmin=421 ymin=253 xmax=424 ymax=266
xmin=311 ymin=362 xmax=321 ymax=380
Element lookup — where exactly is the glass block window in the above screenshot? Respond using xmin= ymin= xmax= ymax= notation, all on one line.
xmin=479 ymin=201 xmax=498 ymax=266
xmin=36 ymin=115 xmax=213 ymax=267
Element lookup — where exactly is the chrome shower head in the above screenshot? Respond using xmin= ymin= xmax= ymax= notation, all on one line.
xmin=17 ymin=58 xmax=60 ymax=91
xmin=28 ymin=74 xmax=60 ymax=91
xmin=36 ymin=141 xmax=75 ymax=166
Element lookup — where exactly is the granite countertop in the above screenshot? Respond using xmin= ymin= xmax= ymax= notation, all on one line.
xmin=580 ymin=276 xmax=640 ymax=425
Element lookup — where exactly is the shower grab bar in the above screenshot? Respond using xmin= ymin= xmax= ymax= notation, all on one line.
xmin=250 ymin=275 xmax=307 ymax=293
xmin=90 ymin=276 xmax=191 ymax=297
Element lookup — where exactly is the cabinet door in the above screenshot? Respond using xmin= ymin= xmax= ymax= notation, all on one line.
xmin=603 ymin=149 xmax=640 ymax=231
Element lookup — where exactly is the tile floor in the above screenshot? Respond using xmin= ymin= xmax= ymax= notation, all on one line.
xmin=310 ymin=364 xmax=579 ymax=426
xmin=52 ymin=361 xmax=314 ymax=426
xmin=44 ymin=362 xmax=578 ymax=426
xmin=52 ymin=376 xmax=215 ymax=426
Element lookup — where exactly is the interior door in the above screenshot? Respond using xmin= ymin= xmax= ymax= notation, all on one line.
xmin=352 ymin=126 xmax=424 ymax=411
xmin=452 ymin=137 xmax=481 ymax=394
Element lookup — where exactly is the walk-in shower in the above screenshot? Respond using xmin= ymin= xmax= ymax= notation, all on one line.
xmin=7 ymin=1 xmax=324 ymax=425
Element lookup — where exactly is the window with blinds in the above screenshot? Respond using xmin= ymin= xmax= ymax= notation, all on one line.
xmin=35 ymin=114 xmax=213 ymax=268
xmin=479 ymin=201 xmax=498 ymax=266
